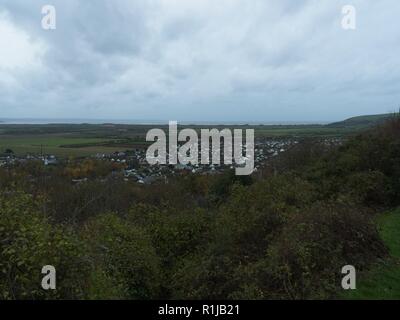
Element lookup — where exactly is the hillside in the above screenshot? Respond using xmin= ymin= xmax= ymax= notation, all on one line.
xmin=328 ymin=113 xmax=394 ymax=128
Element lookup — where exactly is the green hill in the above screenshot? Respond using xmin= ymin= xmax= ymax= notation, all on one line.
xmin=328 ymin=113 xmax=395 ymax=128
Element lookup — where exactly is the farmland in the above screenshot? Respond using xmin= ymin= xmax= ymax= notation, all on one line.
xmin=0 ymin=115 xmax=381 ymax=157
xmin=0 ymin=123 xmax=149 ymax=157
xmin=0 ymin=135 xmax=121 ymax=157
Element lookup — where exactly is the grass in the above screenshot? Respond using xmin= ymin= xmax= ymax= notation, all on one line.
xmin=328 ymin=113 xmax=393 ymax=128
xmin=255 ymin=126 xmax=348 ymax=137
xmin=0 ymin=119 xmax=374 ymax=158
xmin=342 ymin=209 xmax=400 ymax=299
xmin=0 ymin=135 xmax=121 ymax=157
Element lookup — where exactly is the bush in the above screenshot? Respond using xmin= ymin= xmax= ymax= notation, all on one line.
xmin=83 ymin=213 xmax=161 ymax=299
xmin=257 ymin=203 xmax=387 ymax=299
xmin=345 ymin=171 xmax=391 ymax=206
xmin=0 ymin=191 xmax=89 ymax=299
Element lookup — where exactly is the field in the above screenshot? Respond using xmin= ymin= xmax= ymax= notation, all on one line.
xmin=0 ymin=117 xmax=376 ymax=157
xmin=0 ymin=135 xmax=122 ymax=157
xmin=0 ymin=125 xmax=362 ymax=157
xmin=0 ymin=123 xmax=150 ymax=157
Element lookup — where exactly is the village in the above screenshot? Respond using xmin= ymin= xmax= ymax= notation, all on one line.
xmin=0 ymin=137 xmax=343 ymax=184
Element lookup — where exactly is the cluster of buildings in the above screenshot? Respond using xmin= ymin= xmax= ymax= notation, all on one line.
xmin=1 ymin=137 xmax=343 ymax=184
xmin=91 ymin=138 xmax=301 ymax=184
xmin=0 ymin=153 xmax=58 ymax=167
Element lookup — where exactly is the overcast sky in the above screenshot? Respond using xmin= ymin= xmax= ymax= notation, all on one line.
xmin=0 ymin=0 xmax=399 ymax=122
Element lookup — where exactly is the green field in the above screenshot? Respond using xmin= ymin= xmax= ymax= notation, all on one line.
xmin=0 ymin=135 xmax=121 ymax=157
xmin=0 ymin=114 xmax=392 ymax=157
xmin=342 ymin=209 xmax=400 ymax=299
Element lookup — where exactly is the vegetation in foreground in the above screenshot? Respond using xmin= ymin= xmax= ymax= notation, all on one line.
xmin=1 ymin=116 xmax=400 ymax=299
xmin=342 ymin=209 xmax=400 ymax=299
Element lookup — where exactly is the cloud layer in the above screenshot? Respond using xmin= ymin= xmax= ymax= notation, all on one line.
xmin=1 ymin=0 xmax=400 ymax=122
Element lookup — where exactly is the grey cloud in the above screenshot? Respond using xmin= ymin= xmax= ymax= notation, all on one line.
xmin=0 ymin=0 xmax=400 ymax=121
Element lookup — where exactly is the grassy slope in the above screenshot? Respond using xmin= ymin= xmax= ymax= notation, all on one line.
xmin=343 ymin=209 xmax=400 ymax=299
xmin=328 ymin=113 xmax=393 ymax=129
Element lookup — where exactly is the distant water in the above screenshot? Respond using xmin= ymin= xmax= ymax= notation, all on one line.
xmin=0 ymin=118 xmax=166 ymax=125
xmin=0 ymin=118 xmax=163 ymax=124
xmin=0 ymin=118 xmax=330 ymax=125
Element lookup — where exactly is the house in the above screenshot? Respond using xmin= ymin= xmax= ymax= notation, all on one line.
xmin=44 ymin=155 xmax=58 ymax=166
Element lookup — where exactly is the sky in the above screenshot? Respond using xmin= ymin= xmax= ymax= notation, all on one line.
xmin=0 ymin=0 xmax=400 ymax=122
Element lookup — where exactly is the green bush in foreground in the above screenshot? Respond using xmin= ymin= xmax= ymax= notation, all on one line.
xmin=0 ymin=192 xmax=89 ymax=299
xmin=83 ymin=213 xmax=161 ymax=299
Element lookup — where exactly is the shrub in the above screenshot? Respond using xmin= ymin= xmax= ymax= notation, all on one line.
xmin=0 ymin=191 xmax=89 ymax=299
xmin=258 ymin=203 xmax=387 ymax=299
xmin=83 ymin=213 xmax=161 ymax=299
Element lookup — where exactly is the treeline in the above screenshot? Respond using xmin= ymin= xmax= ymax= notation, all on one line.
xmin=1 ymin=116 xmax=400 ymax=299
